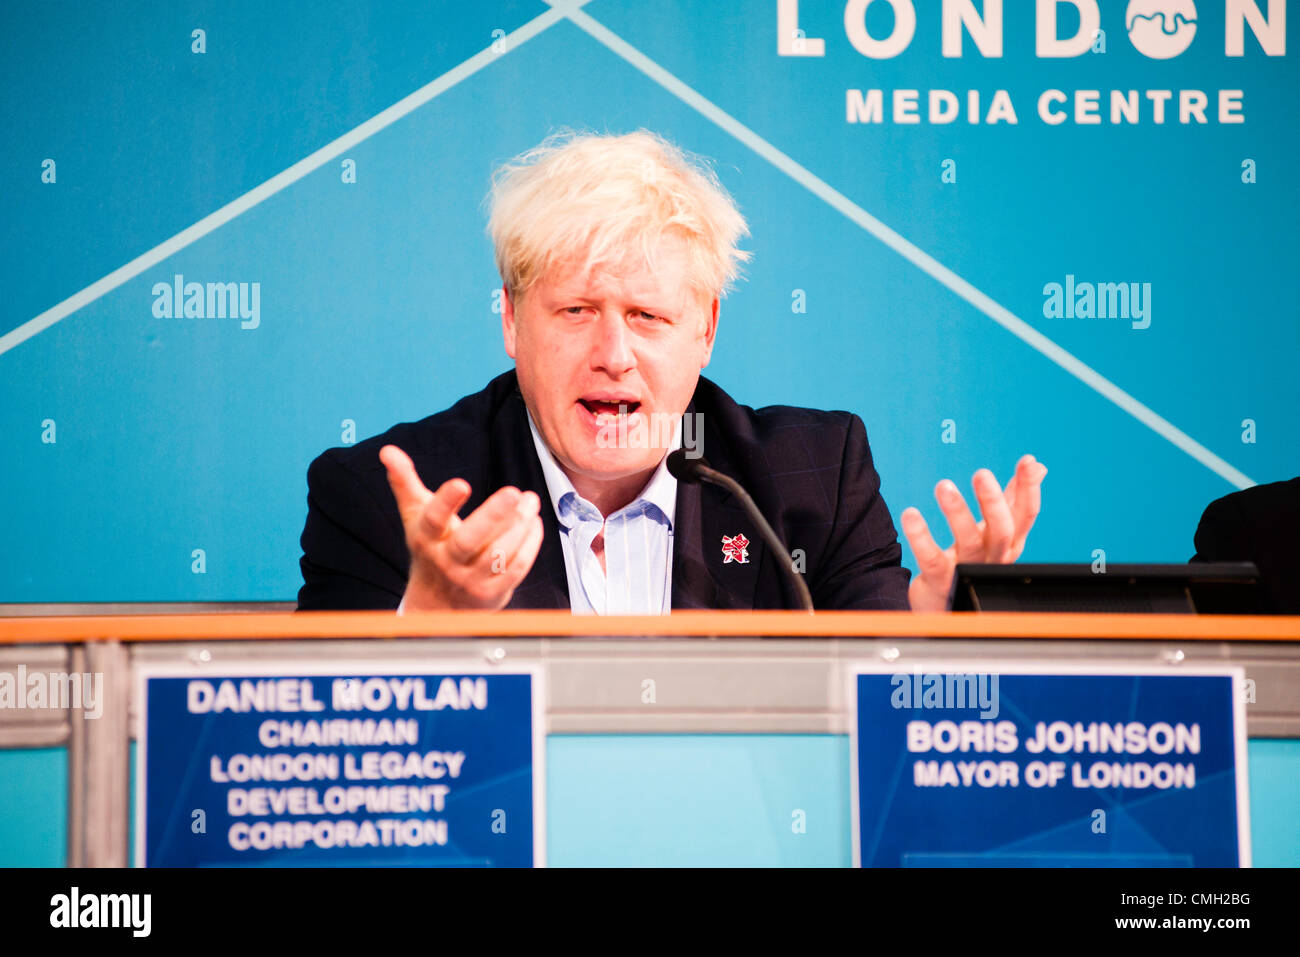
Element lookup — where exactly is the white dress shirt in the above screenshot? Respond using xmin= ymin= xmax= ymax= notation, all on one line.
xmin=526 ymin=411 xmax=678 ymax=615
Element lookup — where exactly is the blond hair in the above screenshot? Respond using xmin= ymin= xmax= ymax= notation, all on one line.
xmin=486 ymin=128 xmax=751 ymax=305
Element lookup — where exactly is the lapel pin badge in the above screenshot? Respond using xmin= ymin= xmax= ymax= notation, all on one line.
xmin=721 ymin=532 xmax=750 ymax=565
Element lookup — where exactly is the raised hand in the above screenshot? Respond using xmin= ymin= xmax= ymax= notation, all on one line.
xmin=900 ymin=454 xmax=1047 ymax=612
xmin=379 ymin=444 xmax=544 ymax=611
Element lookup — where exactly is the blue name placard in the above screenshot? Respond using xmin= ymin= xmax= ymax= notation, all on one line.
xmin=849 ymin=664 xmax=1249 ymax=867
xmin=137 ymin=663 xmax=544 ymax=867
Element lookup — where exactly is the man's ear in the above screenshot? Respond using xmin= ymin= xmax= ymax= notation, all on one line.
xmin=501 ymin=283 xmax=518 ymax=359
xmin=699 ymin=297 xmax=720 ymax=368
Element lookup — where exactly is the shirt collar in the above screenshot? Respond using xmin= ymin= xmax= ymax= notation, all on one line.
xmin=526 ymin=408 xmax=680 ymax=530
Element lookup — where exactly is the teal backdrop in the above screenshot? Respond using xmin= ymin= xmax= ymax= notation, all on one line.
xmin=2 ymin=0 xmax=1297 ymax=601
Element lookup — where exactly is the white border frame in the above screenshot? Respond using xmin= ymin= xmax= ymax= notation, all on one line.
xmin=134 ymin=659 xmax=547 ymax=868
xmin=847 ymin=661 xmax=1251 ymax=868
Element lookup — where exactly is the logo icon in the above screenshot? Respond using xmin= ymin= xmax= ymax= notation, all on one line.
xmin=1126 ymin=0 xmax=1197 ymax=59
xmin=721 ymin=533 xmax=750 ymax=564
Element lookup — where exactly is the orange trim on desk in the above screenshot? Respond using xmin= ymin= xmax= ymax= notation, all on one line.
xmin=0 ymin=610 xmax=1297 ymax=643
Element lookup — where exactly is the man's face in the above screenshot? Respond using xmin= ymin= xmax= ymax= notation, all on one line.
xmin=502 ymin=234 xmax=718 ymax=488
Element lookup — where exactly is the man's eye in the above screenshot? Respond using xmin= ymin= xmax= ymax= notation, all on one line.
xmin=639 ymin=311 xmax=663 ymax=321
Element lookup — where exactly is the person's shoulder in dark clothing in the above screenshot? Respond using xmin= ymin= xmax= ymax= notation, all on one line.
xmin=686 ymin=377 xmax=911 ymax=610
xmin=1192 ymin=476 xmax=1300 ymax=614
xmin=295 ymin=373 xmax=522 ymax=611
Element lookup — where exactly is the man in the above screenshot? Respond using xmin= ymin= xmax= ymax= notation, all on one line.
xmin=297 ymin=129 xmax=1046 ymax=613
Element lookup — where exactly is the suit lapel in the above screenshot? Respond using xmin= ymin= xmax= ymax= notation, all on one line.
xmin=670 ymin=478 xmax=719 ymax=609
xmin=491 ymin=379 xmax=570 ymax=610
xmin=692 ymin=482 xmax=767 ymax=609
xmin=670 ymin=400 xmax=769 ymax=610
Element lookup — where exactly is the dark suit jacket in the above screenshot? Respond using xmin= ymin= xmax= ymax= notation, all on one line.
xmin=1192 ymin=476 xmax=1300 ymax=615
xmin=297 ymin=370 xmax=911 ymax=611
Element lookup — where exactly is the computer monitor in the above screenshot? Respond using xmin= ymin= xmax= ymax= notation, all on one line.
xmin=949 ymin=562 xmax=1263 ymax=614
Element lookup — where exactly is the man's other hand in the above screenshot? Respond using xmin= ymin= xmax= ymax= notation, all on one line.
xmin=900 ymin=454 xmax=1047 ymax=613
xmin=379 ymin=444 xmax=544 ymax=611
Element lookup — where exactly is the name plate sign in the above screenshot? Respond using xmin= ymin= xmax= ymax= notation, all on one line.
xmin=849 ymin=663 xmax=1248 ymax=867
xmin=137 ymin=662 xmax=543 ymax=866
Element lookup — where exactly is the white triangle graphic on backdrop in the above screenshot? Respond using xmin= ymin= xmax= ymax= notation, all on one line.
xmin=2 ymin=0 xmax=1254 ymax=490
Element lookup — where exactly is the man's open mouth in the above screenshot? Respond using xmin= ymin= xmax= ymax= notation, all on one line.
xmin=578 ymin=398 xmax=641 ymax=418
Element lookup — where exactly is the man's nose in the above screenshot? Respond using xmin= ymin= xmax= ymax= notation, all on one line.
xmin=588 ymin=311 xmax=636 ymax=375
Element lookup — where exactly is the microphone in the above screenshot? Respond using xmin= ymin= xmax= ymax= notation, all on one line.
xmin=667 ymin=449 xmax=814 ymax=612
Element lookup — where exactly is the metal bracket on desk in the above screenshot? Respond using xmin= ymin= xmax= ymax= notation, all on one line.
xmin=67 ymin=639 xmax=130 ymax=867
